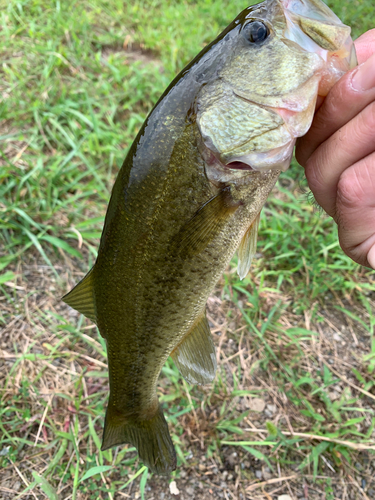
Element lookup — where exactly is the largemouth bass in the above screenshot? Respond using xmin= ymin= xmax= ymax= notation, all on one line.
xmin=63 ymin=0 xmax=356 ymax=474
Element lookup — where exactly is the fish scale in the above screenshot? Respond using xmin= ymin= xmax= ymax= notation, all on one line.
xmin=63 ymin=0 xmax=356 ymax=474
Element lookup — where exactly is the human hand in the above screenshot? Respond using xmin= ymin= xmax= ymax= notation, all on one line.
xmin=296 ymin=29 xmax=375 ymax=269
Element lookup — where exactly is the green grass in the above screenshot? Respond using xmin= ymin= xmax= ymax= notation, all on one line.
xmin=1 ymin=0 xmax=375 ymax=499
xmin=1 ymin=0 xmax=374 ymax=275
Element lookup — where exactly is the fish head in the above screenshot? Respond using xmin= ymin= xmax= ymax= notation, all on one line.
xmin=196 ymin=0 xmax=356 ymax=179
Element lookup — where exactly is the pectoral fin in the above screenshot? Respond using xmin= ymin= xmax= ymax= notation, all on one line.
xmin=62 ymin=267 xmax=96 ymax=322
xmin=171 ymin=311 xmax=217 ymax=385
xmin=173 ymin=187 xmax=239 ymax=258
xmin=237 ymin=212 xmax=260 ymax=280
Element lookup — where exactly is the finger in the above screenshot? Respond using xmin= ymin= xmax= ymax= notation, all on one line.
xmin=296 ymin=51 xmax=375 ymax=167
xmin=355 ymin=28 xmax=375 ymax=63
xmin=341 ymin=231 xmax=375 ymax=269
xmin=368 ymin=242 xmax=375 ymax=269
xmin=336 ymin=151 xmax=375 ymax=269
xmin=303 ymin=99 xmax=375 ymax=218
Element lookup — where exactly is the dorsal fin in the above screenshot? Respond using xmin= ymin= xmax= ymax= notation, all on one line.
xmin=62 ymin=268 xmax=96 ymax=322
xmin=171 ymin=311 xmax=216 ymax=385
xmin=237 ymin=212 xmax=260 ymax=280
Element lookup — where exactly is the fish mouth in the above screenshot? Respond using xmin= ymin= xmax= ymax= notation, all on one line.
xmin=280 ymin=0 xmax=357 ymax=95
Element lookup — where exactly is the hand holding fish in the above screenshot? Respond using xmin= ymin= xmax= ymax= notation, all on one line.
xmin=296 ymin=29 xmax=375 ymax=269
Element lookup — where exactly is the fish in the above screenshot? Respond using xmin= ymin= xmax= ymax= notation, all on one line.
xmin=63 ymin=0 xmax=356 ymax=474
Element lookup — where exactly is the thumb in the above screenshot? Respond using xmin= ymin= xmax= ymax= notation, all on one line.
xmin=355 ymin=28 xmax=375 ymax=64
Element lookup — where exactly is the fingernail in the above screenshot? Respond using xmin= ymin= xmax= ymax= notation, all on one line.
xmin=351 ymin=53 xmax=375 ymax=91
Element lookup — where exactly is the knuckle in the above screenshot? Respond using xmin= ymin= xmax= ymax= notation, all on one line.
xmin=337 ymin=157 xmax=375 ymax=210
xmin=339 ymin=240 xmax=368 ymax=267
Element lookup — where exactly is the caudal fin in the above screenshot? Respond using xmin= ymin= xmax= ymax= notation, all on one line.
xmin=101 ymin=403 xmax=176 ymax=475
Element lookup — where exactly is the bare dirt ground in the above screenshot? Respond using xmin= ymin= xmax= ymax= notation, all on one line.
xmin=1 ymin=253 xmax=375 ymax=500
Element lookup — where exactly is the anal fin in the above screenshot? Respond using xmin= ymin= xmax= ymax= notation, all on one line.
xmin=237 ymin=212 xmax=260 ymax=280
xmin=171 ymin=311 xmax=217 ymax=385
xmin=62 ymin=267 xmax=96 ymax=322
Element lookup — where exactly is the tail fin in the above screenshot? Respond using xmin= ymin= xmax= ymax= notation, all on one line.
xmin=101 ymin=403 xmax=176 ymax=475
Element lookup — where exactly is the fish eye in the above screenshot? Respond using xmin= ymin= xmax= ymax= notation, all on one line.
xmin=243 ymin=21 xmax=270 ymax=44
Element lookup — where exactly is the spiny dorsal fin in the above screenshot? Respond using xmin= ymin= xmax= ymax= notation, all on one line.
xmin=62 ymin=267 xmax=96 ymax=322
xmin=237 ymin=212 xmax=260 ymax=280
xmin=171 ymin=311 xmax=217 ymax=385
